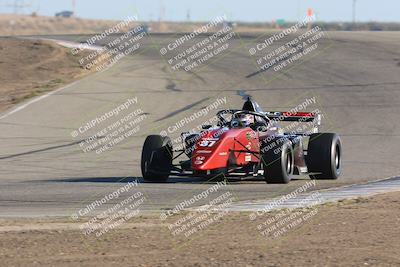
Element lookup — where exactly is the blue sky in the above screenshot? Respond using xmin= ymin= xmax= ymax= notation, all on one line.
xmin=1 ymin=0 xmax=399 ymax=22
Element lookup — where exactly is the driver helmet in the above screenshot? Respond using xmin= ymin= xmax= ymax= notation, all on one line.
xmin=232 ymin=114 xmax=254 ymax=128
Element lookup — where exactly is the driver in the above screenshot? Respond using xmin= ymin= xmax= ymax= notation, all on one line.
xmin=231 ymin=114 xmax=254 ymax=128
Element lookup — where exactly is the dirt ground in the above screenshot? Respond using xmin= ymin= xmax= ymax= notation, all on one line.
xmin=0 ymin=38 xmax=91 ymax=113
xmin=0 ymin=192 xmax=399 ymax=267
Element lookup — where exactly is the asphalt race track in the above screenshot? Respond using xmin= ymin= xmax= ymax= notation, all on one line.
xmin=0 ymin=31 xmax=399 ymax=217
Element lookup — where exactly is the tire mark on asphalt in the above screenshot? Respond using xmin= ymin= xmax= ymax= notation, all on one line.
xmin=0 ymin=140 xmax=83 ymax=160
xmin=165 ymin=79 xmax=182 ymax=92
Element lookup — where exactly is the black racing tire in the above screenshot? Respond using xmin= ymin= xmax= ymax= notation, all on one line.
xmin=141 ymin=135 xmax=173 ymax=182
xmin=262 ymin=137 xmax=294 ymax=184
xmin=307 ymin=133 xmax=342 ymax=180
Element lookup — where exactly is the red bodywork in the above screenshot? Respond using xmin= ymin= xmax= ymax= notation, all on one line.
xmin=191 ymin=127 xmax=261 ymax=171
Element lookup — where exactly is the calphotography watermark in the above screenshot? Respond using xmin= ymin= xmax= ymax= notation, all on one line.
xmin=72 ymin=16 xmax=148 ymax=72
xmin=160 ymin=181 xmax=236 ymax=239
xmin=71 ymin=97 xmax=147 ymax=154
xmin=249 ymin=16 xmax=326 ymax=73
xmin=256 ymin=192 xmax=322 ymax=240
xmin=71 ymin=16 xmax=138 ymax=54
xmin=159 ymin=97 xmax=227 ymax=149
xmin=71 ymin=180 xmax=146 ymax=237
xmin=249 ymin=180 xmax=323 ymax=240
xmin=160 ymin=15 xmax=236 ymax=72
xmin=260 ymin=95 xmax=323 ymax=156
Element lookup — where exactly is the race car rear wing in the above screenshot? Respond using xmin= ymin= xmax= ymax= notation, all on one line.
xmin=264 ymin=111 xmax=322 ymax=133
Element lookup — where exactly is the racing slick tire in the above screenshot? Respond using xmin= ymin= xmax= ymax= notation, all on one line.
xmin=141 ymin=135 xmax=173 ymax=182
xmin=261 ymin=137 xmax=294 ymax=184
xmin=307 ymin=133 xmax=342 ymax=180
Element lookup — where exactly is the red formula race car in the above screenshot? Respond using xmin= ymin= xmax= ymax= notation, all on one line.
xmin=141 ymin=98 xmax=342 ymax=184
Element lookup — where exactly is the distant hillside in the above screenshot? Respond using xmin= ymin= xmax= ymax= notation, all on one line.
xmin=0 ymin=14 xmax=122 ymax=36
xmin=0 ymin=14 xmax=398 ymax=36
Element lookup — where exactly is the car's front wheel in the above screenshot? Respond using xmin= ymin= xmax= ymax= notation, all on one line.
xmin=141 ymin=135 xmax=173 ymax=182
xmin=307 ymin=133 xmax=342 ymax=180
xmin=262 ymin=137 xmax=294 ymax=184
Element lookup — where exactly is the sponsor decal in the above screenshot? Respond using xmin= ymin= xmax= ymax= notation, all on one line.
xmin=245 ymin=143 xmax=252 ymax=151
xmin=197 ymin=150 xmax=212 ymax=154
xmin=246 ymin=132 xmax=252 ymax=141
xmin=246 ymin=131 xmax=257 ymax=140
xmin=199 ymin=138 xmax=219 ymax=148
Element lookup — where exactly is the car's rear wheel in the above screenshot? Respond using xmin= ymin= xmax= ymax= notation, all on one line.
xmin=262 ymin=137 xmax=294 ymax=184
xmin=141 ymin=135 xmax=173 ymax=182
xmin=307 ymin=133 xmax=342 ymax=180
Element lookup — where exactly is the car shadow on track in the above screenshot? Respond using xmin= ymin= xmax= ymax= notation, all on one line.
xmin=40 ymin=176 xmax=306 ymax=184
